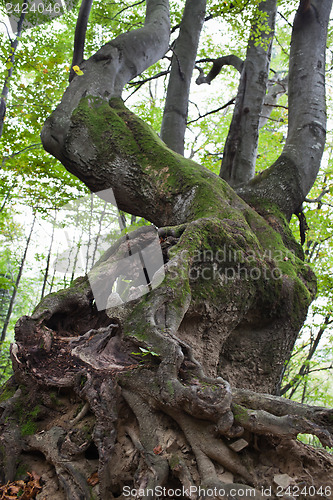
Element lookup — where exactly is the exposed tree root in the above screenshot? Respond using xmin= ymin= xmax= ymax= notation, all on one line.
xmin=0 ymin=221 xmax=332 ymax=499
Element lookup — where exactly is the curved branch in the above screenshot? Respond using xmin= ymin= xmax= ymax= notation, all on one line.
xmin=239 ymin=0 xmax=333 ymax=219
xmin=187 ymin=97 xmax=235 ymax=124
xmin=0 ymin=8 xmax=26 ymax=140
xmin=195 ymin=55 xmax=244 ymax=85
xmin=69 ymin=0 xmax=94 ymax=82
xmin=42 ymin=0 xmax=170 ymax=160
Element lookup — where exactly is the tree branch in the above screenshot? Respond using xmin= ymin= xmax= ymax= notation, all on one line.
xmin=195 ymin=55 xmax=244 ymax=85
xmin=220 ymin=0 xmax=278 ymax=187
xmin=305 ymin=187 xmax=331 ymax=204
xmin=160 ymin=0 xmax=207 ymax=155
xmin=239 ymin=0 xmax=333 ymax=220
xmin=42 ymin=0 xmax=171 ymax=162
xmin=127 ymin=69 xmax=170 ymax=87
xmin=233 ymin=404 xmax=333 ymax=448
xmin=69 ymin=0 xmax=94 ymax=82
xmin=187 ymin=98 xmax=235 ymax=124
xmin=110 ymin=0 xmax=145 ymax=21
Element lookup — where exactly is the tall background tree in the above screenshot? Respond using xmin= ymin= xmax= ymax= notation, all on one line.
xmin=0 ymin=0 xmax=332 ymax=498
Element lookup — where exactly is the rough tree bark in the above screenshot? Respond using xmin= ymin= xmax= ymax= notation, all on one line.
xmin=0 ymin=1 xmax=333 ymax=499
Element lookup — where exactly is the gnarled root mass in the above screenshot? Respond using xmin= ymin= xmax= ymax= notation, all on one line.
xmin=0 ymin=219 xmax=332 ymax=500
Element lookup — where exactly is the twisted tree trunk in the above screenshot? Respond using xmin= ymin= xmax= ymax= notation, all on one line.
xmin=0 ymin=1 xmax=332 ymax=499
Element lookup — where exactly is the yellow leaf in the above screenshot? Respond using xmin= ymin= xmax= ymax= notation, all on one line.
xmin=72 ymin=65 xmax=84 ymax=76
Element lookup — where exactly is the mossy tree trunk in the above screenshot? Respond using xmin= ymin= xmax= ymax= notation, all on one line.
xmin=0 ymin=0 xmax=333 ymax=499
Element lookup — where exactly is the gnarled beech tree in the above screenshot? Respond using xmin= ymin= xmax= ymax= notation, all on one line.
xmin=1 ymin=0 xmax=333 ymax=498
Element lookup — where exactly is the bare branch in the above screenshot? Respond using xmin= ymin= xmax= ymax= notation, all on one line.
xmin=187 ymin=97 xmax=235 ymax=124
xmin=128 ymin=69 xmax=170 ymax=87
xmin=0 ymin=21 xmax=13 ymax=42
xmin=110 ymin=0 xmax=145 ymax=21
xmin=195 ymin=55 xmax=244 ymax=85
xmin=305 ymin=187 xmax=331 ymax=204
xmin=42 ymin=0 xmax=171 ymax=160
xmin=308 ymin=365 xmax=333 ymax=374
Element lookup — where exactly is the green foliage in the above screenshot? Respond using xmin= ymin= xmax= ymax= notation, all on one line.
xmin=131 ymin=346 xmax=160 ymax=358
xmin=0 ymin=379 xmax=15 ymax=402
xmin=297 ymin=434 xmax=333 ymax=454
xmin=0 ymin=341 xmax=13 ymax=384
xmin=282 ymin=170 xmax=333 ymax=408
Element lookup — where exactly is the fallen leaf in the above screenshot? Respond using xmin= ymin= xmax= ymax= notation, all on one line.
xmin=87 ymin=472 xmax=99 ymax=486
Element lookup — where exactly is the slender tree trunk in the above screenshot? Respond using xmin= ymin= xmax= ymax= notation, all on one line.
xmin=4 ymin=1 xmax=333 ymax=497
xmin=0 ymin=215 xmax=35 ymax=343
xmin=220 ymin=0 xmax=277 ymax=186
xmin=0 ymin=8 xmax=26 ymax=140
xmin=70 ymin=229 xmax=85 ymax=284
xmin=69 ymin=0 xmax=94 ymax=82
xmin=259 ymin=73 xmax=288 ymax=129
xmin=160 ymin=0 xmax=206 ymax=155
xmin=40 ymin=215 xmax=56 ymax=301
xmin=48 ymin=248 xmax=59 ymax=294
xmin=91 ymin=200 xmax=107 ymax=267
xmin=85 ymin=194 xmax=94 ymax=274
xmin=0 ymin=184 xmax=14 ymax=213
